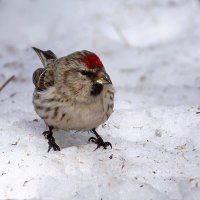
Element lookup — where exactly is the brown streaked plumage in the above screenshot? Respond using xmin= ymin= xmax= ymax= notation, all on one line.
xmin=32 ymin=47 xmax=115 ymax=152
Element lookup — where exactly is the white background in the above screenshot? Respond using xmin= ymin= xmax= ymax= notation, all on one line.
xmin=0 ymin=0 xmax=200 ymax=199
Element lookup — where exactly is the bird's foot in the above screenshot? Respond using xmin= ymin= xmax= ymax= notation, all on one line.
xmin=43 ymin=131 xmax=60 ymax=152
xmin=88 ymin=136 xmax=112 ymax=150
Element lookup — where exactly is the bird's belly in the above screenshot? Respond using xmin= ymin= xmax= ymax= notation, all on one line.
xmin=42 ymin=104 xmax=107 ymax=131
xmin=33 ymin=86 xmax=114 ymax=131
xmin=63 ymin=105 xmax=107 ymax=131
xmin=33 ymin=97 xmax=110 ymax=132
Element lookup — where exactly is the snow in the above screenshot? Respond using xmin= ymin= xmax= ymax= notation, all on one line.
xmin=1 ymin=0 xmax=200 ymax=199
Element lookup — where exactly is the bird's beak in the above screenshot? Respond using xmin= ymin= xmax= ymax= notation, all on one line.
xmin=95 ymin=72 xmax=112 ymax=85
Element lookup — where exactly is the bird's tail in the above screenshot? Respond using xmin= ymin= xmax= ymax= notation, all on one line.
xmin=32 ymin=47 xmax=57 ymax=67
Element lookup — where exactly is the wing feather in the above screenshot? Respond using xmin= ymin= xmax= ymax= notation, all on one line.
xmin=32 ymin=68 xmax=54 ymax=91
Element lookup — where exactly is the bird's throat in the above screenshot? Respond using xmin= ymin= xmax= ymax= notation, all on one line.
xmin=90 ymin=83 xmax=103 ymax=96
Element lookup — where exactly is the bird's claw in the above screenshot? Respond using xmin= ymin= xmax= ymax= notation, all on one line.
xmin=88 ymin=137 xmax=97 ymax=143
xmin=43 ymin=131 xmax=60 ymax=152
xmin=88 ymin=136 xmax=112 ymax=150
xmin=47 ymin=135 xmax=61 ymax=152
xmin=43 ymin=131 xmax=49 ymax=137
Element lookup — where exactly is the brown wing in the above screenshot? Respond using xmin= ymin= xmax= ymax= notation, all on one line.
xmin=32 ymin=67 xmax=54 ymax=91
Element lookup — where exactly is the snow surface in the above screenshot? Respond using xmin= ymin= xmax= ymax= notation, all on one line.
xmin=1 ymin=0 xmax=200 ymax=199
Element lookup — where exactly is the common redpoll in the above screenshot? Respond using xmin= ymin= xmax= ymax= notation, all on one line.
xmin=32 ymin=47 xmax=114 ymax=152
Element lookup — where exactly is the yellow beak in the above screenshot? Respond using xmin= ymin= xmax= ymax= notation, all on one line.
xmin=95 ymin=72 xmax=112 ymax=85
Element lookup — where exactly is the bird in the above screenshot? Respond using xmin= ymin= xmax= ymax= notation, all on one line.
xmin=32 ymin=47 xmax=115 ymax=152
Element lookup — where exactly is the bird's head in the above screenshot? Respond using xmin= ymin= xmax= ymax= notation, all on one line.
xmin=56 ymin=50 xmax=112 ymax=102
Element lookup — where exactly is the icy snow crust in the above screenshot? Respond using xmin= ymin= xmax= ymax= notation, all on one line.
xmin=0 ymin=0 xmax=200 ymax=199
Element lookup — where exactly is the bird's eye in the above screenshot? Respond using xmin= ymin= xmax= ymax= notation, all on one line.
xmin=79 ymin=70 xmax=93 ymax=78
xmin=80 ymin=70 xmax=88 ymax=76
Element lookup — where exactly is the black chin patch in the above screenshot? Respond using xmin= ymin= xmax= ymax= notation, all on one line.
xmin=90 ymin=83 xmax=103 ymax=96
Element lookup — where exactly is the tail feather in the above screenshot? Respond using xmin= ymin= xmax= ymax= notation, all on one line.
xmin=32 ymin=47 xmax=57 ymax=67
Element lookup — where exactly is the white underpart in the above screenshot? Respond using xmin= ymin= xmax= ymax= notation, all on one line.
xmin=33 ymin=85 xmax=114 ymax=131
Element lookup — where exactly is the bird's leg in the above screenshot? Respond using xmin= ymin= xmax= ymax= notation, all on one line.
xmin=43 ymin=126 xmax=60 ymax=152
xmin=88 ymin=128 xmax=112 ymax=150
